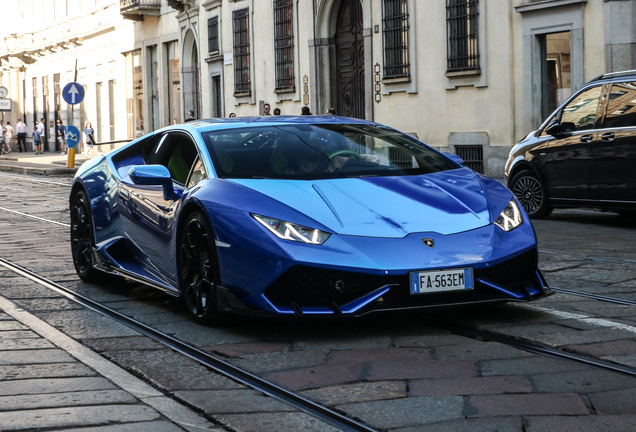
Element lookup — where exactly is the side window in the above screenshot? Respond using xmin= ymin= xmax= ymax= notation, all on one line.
xmin=602 ymin=82 xmax=636 ymax=128
xmin=187 ymin=157 xmax=207 ymax=188
xmin=146 ymin=132 xmax=199 ymax=185
xmin=540 ymin=114 xmax=557 ymax=137
xmin=560 ymin=86 xmax=603 ymax=132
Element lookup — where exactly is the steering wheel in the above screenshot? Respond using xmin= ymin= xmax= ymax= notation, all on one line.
xmin=328 ymin=150 xmax=363 ymax=160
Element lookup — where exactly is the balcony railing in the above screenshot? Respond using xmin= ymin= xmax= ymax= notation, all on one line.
xmin=120 ymin=0 xmax=161 ymax=19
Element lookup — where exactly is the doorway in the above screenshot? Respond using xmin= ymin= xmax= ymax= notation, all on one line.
xmin=335 ymin=0 xmax=365 ymax=119
xmin=541 ymin=31 xmax=571 ymax=119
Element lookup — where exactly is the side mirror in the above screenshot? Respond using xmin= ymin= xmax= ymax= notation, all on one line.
xmin=128 ymin=165 xmax=175 ymax=200
xmin=546 ymin=121 xmax=574 ymax=137
xmin=444 ymin=153 xmax=464 ymax=166
xmin=545 ymin=121 xmax=562 ymax=136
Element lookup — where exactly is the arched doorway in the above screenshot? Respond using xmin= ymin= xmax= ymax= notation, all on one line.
xmin=182 ymin=29 xmax=200 ymax=120
xmin=335 ymin=0 xmax=365 ymax=119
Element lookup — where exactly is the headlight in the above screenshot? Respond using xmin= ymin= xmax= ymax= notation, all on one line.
xmin=495 ymin=200 xmax=523 ymax=232
xmin=252 ymin=214 xmax=331 ymax=245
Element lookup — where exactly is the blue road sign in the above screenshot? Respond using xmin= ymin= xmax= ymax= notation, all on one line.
xmin=66 ymin=126 xmax=81 ymax=149
xmin=62 ymin=82 xmax=85 ymax=105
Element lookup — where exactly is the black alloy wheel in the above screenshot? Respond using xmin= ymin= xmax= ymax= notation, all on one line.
xmin=179 ymin=212 xmax=223 ymax=325
xmin=509 ymin=170 xmax=553 ymax=219
xmin=70 ymin=190 xmax=97 ymax=282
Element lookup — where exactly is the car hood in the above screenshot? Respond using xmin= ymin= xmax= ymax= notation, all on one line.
xmin=229 ymin=169 xmax=493 ymax=237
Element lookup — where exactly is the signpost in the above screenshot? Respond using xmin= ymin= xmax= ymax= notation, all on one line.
xmin=66 ymin=125 xmax=80 ymax=149
xmin=62 ymin=83 xmax=85 ymax=106
xmin=62 ymin=78 xmax=84 ymax=168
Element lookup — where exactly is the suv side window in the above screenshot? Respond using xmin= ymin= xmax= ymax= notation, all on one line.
xmin=560 ymin=86 xmax=603 ymax=132
xmin=602 ymin=82 xmax=636 ymax=128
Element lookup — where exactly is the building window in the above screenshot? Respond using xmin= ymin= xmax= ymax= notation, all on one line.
xmin=232 ymin=8 xmax=251 ymax=95
xmin=455 ymin=145 xmax=483 ymax=174
xmin=446 ymin=0 xmax=479 ymax=73
xmin=208 ymin=16 xmax=219 ymax=54
xmin=273 ymin=0 xmax=294 ymax=91
xmin=382 ymin=0 xmax=410 ymax=79
xmin=166 ymin=41 xmax=181 ymax=125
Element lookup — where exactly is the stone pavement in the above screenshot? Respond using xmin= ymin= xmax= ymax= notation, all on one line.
xmin=0 ymin=293 xmax=223 ymax=431
xmin=0 ymin=150 xmax=95 ymax=175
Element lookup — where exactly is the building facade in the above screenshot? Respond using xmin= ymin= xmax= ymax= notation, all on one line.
xmin=1 ymin=0 xmax=634 ymax=175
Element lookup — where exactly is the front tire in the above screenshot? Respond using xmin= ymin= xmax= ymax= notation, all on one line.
xmin=509 ymin=170 xmax=553 ymax=219
xmin=179 ymin=212 xmax=224 ymax=325
xmin=70 ymin=190 xmax=98 ymax=282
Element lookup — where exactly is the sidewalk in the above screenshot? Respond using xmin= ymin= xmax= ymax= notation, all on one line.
xmin=0 ymin=150 xmax=94 ymax=176
xmin=0 ymin=293 xmax=221 ymax=431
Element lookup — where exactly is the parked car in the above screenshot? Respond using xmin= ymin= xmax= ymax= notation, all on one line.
xmin=70 ymin=116 xmax=551 ymax=324
xmin=505 ymin=70 xmax=636 ymax=218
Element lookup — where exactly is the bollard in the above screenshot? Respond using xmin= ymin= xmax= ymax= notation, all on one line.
xmin=67 ymin=147 xmax=76 ymax=168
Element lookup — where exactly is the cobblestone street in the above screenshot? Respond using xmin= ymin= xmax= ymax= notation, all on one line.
xmin=1 ymin=167 xmax=636 ymax=431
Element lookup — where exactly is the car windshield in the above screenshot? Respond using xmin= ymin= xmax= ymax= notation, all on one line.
xmin=201 ymin=124 xmax=458 ymax=180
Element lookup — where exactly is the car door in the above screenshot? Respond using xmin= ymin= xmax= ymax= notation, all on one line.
xmin=537 ymin=85 xmax=604 ymax=201
xmin=593 ymin=81 xmax=636 ymax=203
xmin=125 ymin=131 xmax=200 ymax=282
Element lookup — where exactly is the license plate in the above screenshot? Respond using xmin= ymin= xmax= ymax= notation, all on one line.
xmin=410 ymin=268 xmax=474 ymax=294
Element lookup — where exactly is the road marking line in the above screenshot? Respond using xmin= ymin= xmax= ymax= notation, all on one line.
xmin=523 ymin=304 xmax=636 ymax=334
xmin=0 ymin=206 xmax=69 ymax=227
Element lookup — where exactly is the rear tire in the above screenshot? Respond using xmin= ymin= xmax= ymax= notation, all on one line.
xmin=178 ymin=212 xmax=224 ymax=325
xmin=509 ymin=170 xmax=553 ymax=219
xmin=70 ymin=190 xmax=98 ymax=282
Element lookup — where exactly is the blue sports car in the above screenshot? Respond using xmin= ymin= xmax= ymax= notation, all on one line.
xmin=70 ymin=116 xmax=551 ymax=324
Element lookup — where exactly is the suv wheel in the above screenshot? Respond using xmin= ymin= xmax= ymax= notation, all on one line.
xmin=509 ymin=170 xmax=553 ymax=219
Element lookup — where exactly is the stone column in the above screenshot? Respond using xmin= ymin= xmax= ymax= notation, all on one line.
xmin=605 ymin=0 xmax=636 ymax=72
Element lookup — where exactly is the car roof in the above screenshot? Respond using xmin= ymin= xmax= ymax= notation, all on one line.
xmin=160 ymin=115 xmax=381 ymax=134
xmin=589 ymin=69 xmax=636 ymax=84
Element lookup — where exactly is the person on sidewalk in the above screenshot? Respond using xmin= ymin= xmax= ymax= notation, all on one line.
xmin=37 ymin=118 xmax=46 ymax=153
xmin=4 ymin=121 xmax=13 ymax=154
xmin=33 ymin=126 xmax=41 ymax=155
xmin=16 ymin=119 xmax=28 ymax=152
xmin=57 ymin=120 xmax=67 ymax=154
xmin=0 ymin=121 xmax=6 ymax=154
xmin=84 ymin=121 xmax=95 ymax=159
xmin=184 ymin=110 xmax=196 ymax=122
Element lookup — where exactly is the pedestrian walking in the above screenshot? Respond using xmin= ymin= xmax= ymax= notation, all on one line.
xmin=273 ymin=108 xmax=281 ymax=116
xmin=326 ymin=107 xmax=336 ymax=115
xmin=37 ymin=118 xmax=46 ymax=153
xmin=4 ymin=121 xmax=13 ymax=153
xmin=0 ymin=121 xmax=5 ymax=154
xmin=16 ymin=118 xmax=27 ymax=152
xmin=84 ymin=121 xmax=95 ymax=159
xmin=57 ymin=120 xmax=67 ymax=154
xmin=184 ymin=110 xmax=196 ymax=122
xmin=263 ymin=103 xmax=272 ymax=115
xmin=33 ymin=126 xmax=41 ymax=154
xmin=301 ymin=106 xmax=312 ymax=115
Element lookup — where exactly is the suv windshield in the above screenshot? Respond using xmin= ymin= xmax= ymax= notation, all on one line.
xmin=202 ymin=124 xmax=458 ymax=179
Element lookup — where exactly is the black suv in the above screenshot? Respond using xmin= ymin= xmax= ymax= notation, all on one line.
xmin=505 ymin=70 xmax=636 ymax=219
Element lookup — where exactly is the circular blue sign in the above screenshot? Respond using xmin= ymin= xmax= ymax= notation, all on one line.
xmin=62 ymin=83 xmax=85 ymax=105
xmin=65 ymin=126 xmax=81 ymax=149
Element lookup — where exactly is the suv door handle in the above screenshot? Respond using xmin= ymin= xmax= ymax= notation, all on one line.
xmin=580 ymin=134 xmax=593 ymax=143
xmin=601 ymin=132 xmax=615 ymax=141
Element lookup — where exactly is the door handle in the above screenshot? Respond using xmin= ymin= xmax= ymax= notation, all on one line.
xmin=580 ymin=134 xmax=593 ymax=143
xmin=601 ymin=132 xmax=615 ymax=141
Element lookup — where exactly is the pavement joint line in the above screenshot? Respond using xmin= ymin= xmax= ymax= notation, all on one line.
xmin=0 ymin=258 xmax=379 ymax=432
xmin=539 ymin=249 xmax=636 ymax=265
xmin=0 ymin=184 xmax=70 ymax=201
xmin=0 ymin=206 xmax=70 ymax=228
xmin=0 ymin=293 xmax=219 ymax=432
xmin=0 ymin=172 xmax=73 ymax=186
xmin=521 ymin=304 xmax=636 ymax=334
